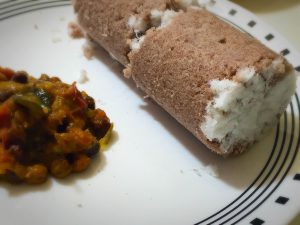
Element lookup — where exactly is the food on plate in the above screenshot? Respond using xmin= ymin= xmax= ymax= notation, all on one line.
xmin=82 ymin=43 xmax=95 ymax=60
xmin=78 ymin=69 xmax=89 ymax=84
xmin=68 ymin=21 xmax=84 ymax=39
xmin=0 ymin=67 xmax=112 ymax=184
xmin=73 ymin=0 xmax=297 ymax=155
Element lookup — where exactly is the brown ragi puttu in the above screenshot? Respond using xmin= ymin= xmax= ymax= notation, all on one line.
xmin=73 ymin=0 xmax=297 ymax=155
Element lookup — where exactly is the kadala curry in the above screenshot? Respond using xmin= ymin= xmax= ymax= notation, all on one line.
xmin=0 ymin=67 xmax=112 ymax=184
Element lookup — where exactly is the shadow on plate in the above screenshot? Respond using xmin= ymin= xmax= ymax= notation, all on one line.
xmin=140 ymin=99 xmax=282 ymax=189
xmin=0 ymin=178 xmax=53 ymax=197
xmin=91 ymin=45 xmax=296 ymax=190
xmin=232 ymin=0 xmax=300 ymax=13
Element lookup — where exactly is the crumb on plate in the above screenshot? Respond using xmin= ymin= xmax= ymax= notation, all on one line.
xmin=82 ymin=43 xmax=94 ymax=60
xmin=78 ymin=70 xmax=89 ymax=84
xmin=68 ymin=21 xmax=84 ymax=39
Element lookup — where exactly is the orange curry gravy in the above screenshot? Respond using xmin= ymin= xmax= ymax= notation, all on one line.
xmin=0 ymin=67 xmax=111 ymax=184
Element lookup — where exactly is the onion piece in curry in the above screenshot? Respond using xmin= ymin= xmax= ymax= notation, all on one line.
xmin=0 ymin=67 xmax=112 ymax=184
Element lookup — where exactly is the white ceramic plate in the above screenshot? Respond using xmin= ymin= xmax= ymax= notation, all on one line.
xmin=0 ymin=1 xmax=300 ymax=225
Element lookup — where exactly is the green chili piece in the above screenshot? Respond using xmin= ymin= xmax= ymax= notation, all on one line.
xmin=14 ymin=93 xmax=48 ymax=118
xmin=33 ymin=88 xmax=52 ymax=108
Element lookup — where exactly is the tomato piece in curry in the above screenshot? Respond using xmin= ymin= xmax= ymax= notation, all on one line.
xmin=0 ymin=67 xmax=112 ymax=184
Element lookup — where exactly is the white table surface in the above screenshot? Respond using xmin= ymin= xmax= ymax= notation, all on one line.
xmin=232 ymin=1 xmax=300 ymax=224
xmin=232 ymin=0 xmax=300 ymax=51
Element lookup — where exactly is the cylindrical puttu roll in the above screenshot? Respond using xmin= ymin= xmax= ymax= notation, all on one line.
xmin=74 ymin=0 xmax=297 ymax=155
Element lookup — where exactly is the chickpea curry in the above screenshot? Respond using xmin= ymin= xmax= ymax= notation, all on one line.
xmin=0 ymin=67 xmax=112 ymax=184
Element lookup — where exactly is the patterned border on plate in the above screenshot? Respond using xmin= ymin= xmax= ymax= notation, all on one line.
xmin=0 ymin=1 xmax=299 ymax=225
xmin=0 ymin=0 xmax=70 ymax=21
